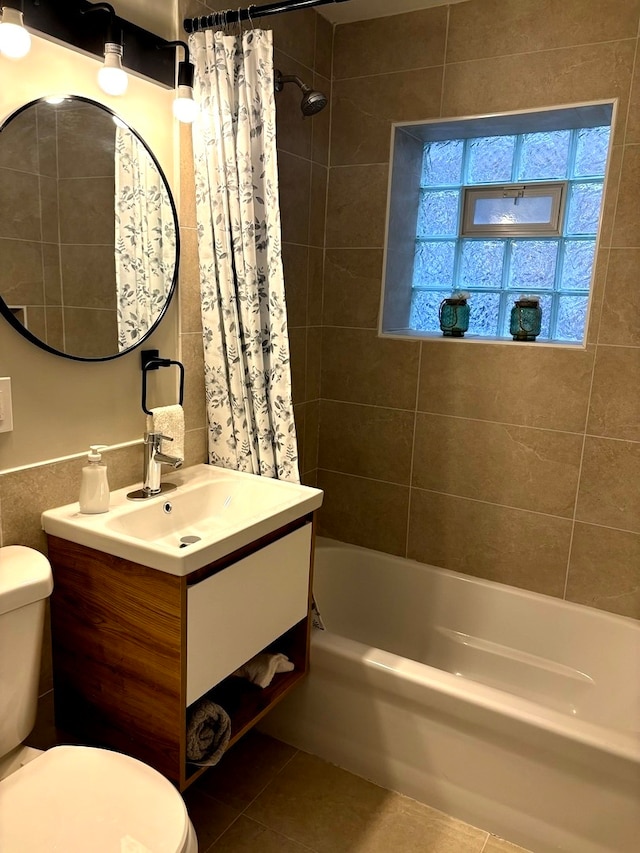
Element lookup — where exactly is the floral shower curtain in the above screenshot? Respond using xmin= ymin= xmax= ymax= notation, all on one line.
xmin=114 ymin=126 xmax=176 ymax=350
xmin=189 ymin=28 xmax=299 ymax=481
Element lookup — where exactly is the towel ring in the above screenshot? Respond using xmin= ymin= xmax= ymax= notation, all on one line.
xmin=141 ymin=351 xmax=185 ymax=415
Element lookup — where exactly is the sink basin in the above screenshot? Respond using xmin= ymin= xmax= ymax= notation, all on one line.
xmin=41 ymin=464 xmax=323 ymax=575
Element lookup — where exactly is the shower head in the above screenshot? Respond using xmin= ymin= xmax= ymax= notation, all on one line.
xmin=274 ymin=69 xmax=328 ymax=117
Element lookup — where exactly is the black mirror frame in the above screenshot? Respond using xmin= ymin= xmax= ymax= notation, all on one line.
xmin=0 ymin=94 xmax=180 ymax=362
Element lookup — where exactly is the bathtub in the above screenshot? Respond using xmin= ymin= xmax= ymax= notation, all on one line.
xmin=261 ymin=538 xmax=640 ymax=853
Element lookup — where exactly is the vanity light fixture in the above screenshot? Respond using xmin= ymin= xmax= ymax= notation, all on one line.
xmin=81 ymin=2 xmax=128 ymax=96
xmin=163 ymin=40 xmax=198 ymax=124
xmin=0 ymin=2 xmax=31 ymax=59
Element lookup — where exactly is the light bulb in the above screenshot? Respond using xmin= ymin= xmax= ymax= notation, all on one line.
xmin=173 ymin=86 xmax=198 ymax=123
xmin=98 ymin=42 xmax=128 ymax=96
xmin=0 ymin=6 xmax=31 ymax=59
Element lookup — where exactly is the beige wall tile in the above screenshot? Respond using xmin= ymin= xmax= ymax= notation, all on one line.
xmin=39 ymin=175 xmax=60 ymax=244
xmin=181 ymin=332 xmax=207 ymax=431
xmin=267 ymin=10 xmax=317 ymax=70
xmin=599 ymin=144 xmax=622 ymax=249
xmin=0 ymin=168 xmax=41 ymax=241
xmin=308 ymin=247 xmax=324 ymax=326
xmin=333 ymin=7 xmax=448 ymax=79
xmin=408 ymin=488 xmax=571 ymax=596
xmin=60 ymin=245 xmax=116 ymax=310
xmin=306 ymin=325 xmax=322 ymax=401
xmin=63 ymin=307 xmax=118 ymax=359
xmin=413 ymin=414 xmax=582 ymax=517
xmin=325 ymin=164 xmax=389 ymax=248
xmin=317 ymin=470 xmax=410 ymax=556
xmin=282 ymin=242 xmax=309 ymax=328
xmin=598 ymin=248 xmax=640 ymax=345
xmin=319 ymin=400 xmax=415 ymax=484
xmin=246 ymin=750 xmax=487 ymax=853
xmin=585 ymin=247 xmax=609 ymax=345
xmin=42 ymin=243 xmax=62 ymax=307
xmin=289 ymin=326 xmax=307 ymax=404
xmin=58 ymin=176 xmax=114 ymax=245
xmin=0 ymin=108 xmax=38 ymax=173
xmin=309 ymin=163 xmax=327 ymax=247
xmin=275 ymin=50 xmax=314 ymax=160
xmin=417 ymin=342 xmax=594 ymax=432
xmin=483 ymin=836 xmax=531 ymax=853
xmin=566 ymin=522 xmax=640 ymax=618
xmin=278 ymin=151 xmax=311 ymax=245
xmin=294 ymin=403 xmax=306 ymax=475
xmin=43 ymin=307 xmax=64 ymax=352
xmin=183 ymin=427 xmax=208 ymax=468
xmin=178 ymin=227 xmax=202 ymax=335
xmin=0 ymin=239 xmax=45 ymax=306
xmin=331 ymin=67 xmax=443 ymax=167
xmin=311 ymin=73 xmax=331 ymax=166
xmin=447 ymin=0 xmax=640 ymax=63
xmin=442 ymin=41 xmax=634 ymax=125
xmin=321 ymin=327 xmax=420 ymax=409
xmin=588 ymin=345 xmax=640 ymax=441
xmin=576 ymin=436 xmax=640 ymax=533
xmin=55 ymin=104 xmax=115 ymax=180
xmin=323 ymin=248 xmax=383 ymax=329
xmin=179 ymin=122 xmax=197 ymax=230
xmin=314 ymin=13 xmax=333 ymax=81
xmin=303 ymin=399 xmax=319 ymax=474
xmin=611 ymin=144 xmax=640 ymax=247
xmin=624 ymin=46 xmax=640 ymax=144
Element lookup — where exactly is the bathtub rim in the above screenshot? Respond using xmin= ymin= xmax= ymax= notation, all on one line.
xmin=313 ymin=537 xmax=640 ymax=765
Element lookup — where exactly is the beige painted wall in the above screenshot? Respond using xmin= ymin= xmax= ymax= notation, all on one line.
xmin=317 ymin=0 xmax=640 ymax=620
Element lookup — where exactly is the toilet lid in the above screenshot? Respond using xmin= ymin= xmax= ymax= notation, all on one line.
xmin=0 ymin=745 xmax=190 ymax=853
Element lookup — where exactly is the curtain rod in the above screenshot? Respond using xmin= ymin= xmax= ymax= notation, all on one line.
xmin=184 ymin=0 xmax=351 ymax=34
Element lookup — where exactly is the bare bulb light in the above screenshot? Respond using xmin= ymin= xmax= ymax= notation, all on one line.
xmin=173 ymin=85 xmax=198 ymax=123
xmin=0 ymin=6 xmax=31 ymax=59
xmin=98 ymin=42 xmax=128 ymax=96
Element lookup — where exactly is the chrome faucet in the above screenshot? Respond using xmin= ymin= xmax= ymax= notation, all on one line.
xmin=127 ymin=432 xmax=183 ymax=500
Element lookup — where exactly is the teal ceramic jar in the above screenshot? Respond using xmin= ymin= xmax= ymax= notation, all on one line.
xmin=510 ymin=298 xmax=542 ymax=341
xmin=439 ymin=298 xmax=470 ymax=337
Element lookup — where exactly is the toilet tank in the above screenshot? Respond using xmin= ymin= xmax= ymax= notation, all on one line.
xmin=0 ymin=547 xmax=53 ymax=759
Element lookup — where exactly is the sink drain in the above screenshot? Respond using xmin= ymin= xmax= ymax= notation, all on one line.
xmin=179 ymin=535 xmax=201 ymax=548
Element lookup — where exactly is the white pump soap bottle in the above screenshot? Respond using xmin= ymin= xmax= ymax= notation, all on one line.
xmin=79 ymin=445 xmax=110 ymax=514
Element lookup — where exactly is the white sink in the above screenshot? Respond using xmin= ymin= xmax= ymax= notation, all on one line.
xmin=41 ymin=464 xmax=323 ymax=575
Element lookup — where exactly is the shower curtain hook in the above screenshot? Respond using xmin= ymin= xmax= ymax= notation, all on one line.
xmin=247 ymin=4 xmax=255 ymax=29
xmin=237 ymin=7 xmax=243 ymax=36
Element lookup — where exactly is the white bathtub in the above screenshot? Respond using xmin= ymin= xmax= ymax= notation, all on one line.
xmin=261 ymin=538 xmax=640 ymax=853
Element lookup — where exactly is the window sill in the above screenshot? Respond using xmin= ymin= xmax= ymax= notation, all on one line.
xmin=379 ymin=328 xmax=587 ymax=349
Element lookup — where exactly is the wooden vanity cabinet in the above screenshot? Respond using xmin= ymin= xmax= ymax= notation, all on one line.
xmin=47 ymin=515 xmax=314 ymax=791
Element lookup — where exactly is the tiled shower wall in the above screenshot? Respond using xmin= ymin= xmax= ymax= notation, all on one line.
xmin=317 ymin=0 xmax=640 ymax=620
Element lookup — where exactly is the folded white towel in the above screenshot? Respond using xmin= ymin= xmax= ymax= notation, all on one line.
xmin=149 ymin=404 xmax=184 ymax=459
xmin=232 ymin=652 xmax=295 ymax=688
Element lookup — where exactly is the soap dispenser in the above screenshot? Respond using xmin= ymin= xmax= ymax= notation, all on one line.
xmin=79 ymin=445 xmax=110 ymax=514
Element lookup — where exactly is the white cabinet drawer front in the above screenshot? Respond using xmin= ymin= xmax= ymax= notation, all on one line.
xmin=186 ymin=524 xmax=311 ymax=706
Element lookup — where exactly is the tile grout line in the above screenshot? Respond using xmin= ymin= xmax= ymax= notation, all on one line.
xmin=439 ymin=5 xmax=450 ymax=118
xmin=405 ymin=341 xmax=423 ymax=558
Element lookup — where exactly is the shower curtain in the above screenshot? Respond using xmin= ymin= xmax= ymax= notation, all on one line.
xmin=114 ymin=126 xmax=175 ymax=350
xmin=189 ymin=28 xmax=299 ymax=481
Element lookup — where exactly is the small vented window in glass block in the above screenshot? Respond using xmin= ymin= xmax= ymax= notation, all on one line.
xmin=462 ymin=182 xmax=566 ymax=236
xmin=413 ymin=240 xmax=456 ymax=288
xmin=509 ymin=240 xmax=558 ymax=290
xmin=467 ymin=135 xmax=516 ymax=184
xmin=416 ymin=189 xmax=460 ymax=237
xmin=573 ymin=126 xmax=611 ymax=178
xmin=566 ymin=182 xmax=603 ymax=235
xmin=421 ymin=139 xmax=464 ymax=186
xmin=459 ymin=240 xmax=505 ymax=288
xmin=517 ymin=130 xmax=571 ymax=180
xmin=560 ymin=240 xmax=596 ymax=290
xmin=409 ymin=289 xmax=450 ymax=332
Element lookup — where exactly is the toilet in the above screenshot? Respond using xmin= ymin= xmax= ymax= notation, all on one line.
xmin=0 ymin=545 xmax=198 ymax=852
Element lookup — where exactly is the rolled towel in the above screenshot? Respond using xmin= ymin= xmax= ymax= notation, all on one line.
xmin=186 ymin=699 xmax=231 ymax=765
xmin=232 ymin=652 xmax=294 ymax=688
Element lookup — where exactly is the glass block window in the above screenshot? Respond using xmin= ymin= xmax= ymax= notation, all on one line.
xmin=410 ymin=124 xmax=611 ymax=342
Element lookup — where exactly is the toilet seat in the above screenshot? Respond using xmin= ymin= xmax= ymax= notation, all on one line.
xmin=0 ymin=745 xmax=195 ymax=853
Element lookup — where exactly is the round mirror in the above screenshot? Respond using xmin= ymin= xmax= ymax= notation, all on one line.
xmin=0 ymin=95 xmax=179 ymax=361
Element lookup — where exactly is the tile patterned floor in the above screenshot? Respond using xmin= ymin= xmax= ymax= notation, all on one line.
xmin=185 ymin=730 xmax=531 ymax=853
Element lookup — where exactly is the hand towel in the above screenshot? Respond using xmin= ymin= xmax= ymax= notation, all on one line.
xmin=149 ymin=404 xmax=184 ymax=459
xmin=232 ymin=652 xmax=295 ymax=689
xmin=186 ymin=699 xmax=231 ymax=765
